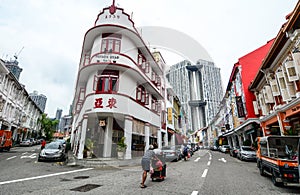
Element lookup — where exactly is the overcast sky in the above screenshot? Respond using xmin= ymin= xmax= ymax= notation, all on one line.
xmin=0 ymin=0 xmax=298 ymax=117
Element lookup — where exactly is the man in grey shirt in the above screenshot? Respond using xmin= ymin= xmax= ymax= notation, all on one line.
xmin=140 ymin=144 xmax=158 ymax=188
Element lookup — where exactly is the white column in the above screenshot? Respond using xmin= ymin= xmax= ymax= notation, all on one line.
xmin=103 ymin=116 xmax=113 ymax=157
xmin=144 ymin=123 xmax=150 ymax=151
xmin=171 ymin=133 xmax=175 ymax=146
xmin=157 ymin=129 xmax=162 ymax=148
xmin=164 ymin=132 xmax=168 ymax=147
xmin=124 ymin=115 xmax=132 ymax=159
xmin=78 ymin=117 xmax=88 ymax=160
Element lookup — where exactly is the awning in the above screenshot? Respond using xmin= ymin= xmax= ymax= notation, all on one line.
xmin=234 ymin=118 xmax=260 ymax=133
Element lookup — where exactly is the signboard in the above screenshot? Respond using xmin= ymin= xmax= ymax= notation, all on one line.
xmin=167 ymin=108 xmax=172 ymax=124
xmin=236 ymin=96 xmax=245 ymax=118
xmin=95 ymin=54 xmax=119 ymax=63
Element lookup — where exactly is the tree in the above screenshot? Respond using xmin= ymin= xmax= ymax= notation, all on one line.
xmin=37 ymin=113 xmax=59 ymax=141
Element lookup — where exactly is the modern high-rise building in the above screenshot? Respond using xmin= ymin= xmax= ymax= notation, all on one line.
xmin=29 ymin=91 xmax=47 ymax=113
xmin=53 ymin=108 xmax=62 ymax=131
xmin=166 ymin=59 xmax=223 ymax=133
xmin=4 ymin=58 xmax=23 ymax=81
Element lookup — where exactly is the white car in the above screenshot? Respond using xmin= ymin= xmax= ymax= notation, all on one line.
xmin=20 ymin=139 xmax=32 ymax=147
xmin=219 ymin=145 xmax=230 ymax=153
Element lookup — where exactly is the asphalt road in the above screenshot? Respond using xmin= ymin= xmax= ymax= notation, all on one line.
xmin=0 ymin=147 xmax=299 ymax=195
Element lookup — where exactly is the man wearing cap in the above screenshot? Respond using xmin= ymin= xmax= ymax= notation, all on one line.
xmin=140 ymin=144 xmax=158 ymax=188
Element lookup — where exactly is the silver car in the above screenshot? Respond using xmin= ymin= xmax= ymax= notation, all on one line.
xmin=237 ymin=146 xmax=256 ymax=161
xmin=38 ymin=142 xmax=66 ymax=162
xmin=161 ymin=146 xmax=181 ymax=162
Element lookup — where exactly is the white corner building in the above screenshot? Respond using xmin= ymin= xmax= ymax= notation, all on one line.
xmin=71 ymin=2 xmax=165 ymax=159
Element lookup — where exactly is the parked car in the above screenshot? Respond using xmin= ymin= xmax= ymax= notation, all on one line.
xmin=229 ymin=146 xmax=240 ymax=157
xmin=161 ymin=146 xmax=181 ymax=162
xmin=210 ymin=145 xmax=218 ymax=151
xmin=29 ymin=138 xmax=37 ymax=145
xmin=38 ymin=142 xmax=66 ymax=162
xmin=219 ymin=145 xmax=230 ymax=153
xmin=237 ymin=146 xmax=256 ymax=161
xmin=20 ymin=139 xmax=32 ymax=147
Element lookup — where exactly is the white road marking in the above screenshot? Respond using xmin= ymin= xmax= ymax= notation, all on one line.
xmin=218 ymin=158 xmax=227 ymax=163
xmin=21 ymin=153 xmax=37 ymax=159
xmin=191 ymin=191 xmax=198 ymax=195
xmin=22 ymin=152 xmax=28 ymax=155
xmin=0 ymin=168 xmax=94 ymax=185
xmin=194 ymin=157 xmax=201 ymax=162
xmin=201 ymin=169 xmax=208 ymax=177
xmin=6 ymin=156 xmax=17 ymax=160
xmin=207 ymin=161 xmax=211 ymax=166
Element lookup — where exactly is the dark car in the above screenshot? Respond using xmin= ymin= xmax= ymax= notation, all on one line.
xmin=237 ymin=146 xmax=256 ymax=161
xmin=229 ymin=146 xmax=240 ymax=157
xmin=38 ymin=142 xmax=66 ymax=162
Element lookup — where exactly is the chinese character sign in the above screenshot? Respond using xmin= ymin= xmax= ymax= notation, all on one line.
xmin=94 ymin=97 xmax=117 ymax=109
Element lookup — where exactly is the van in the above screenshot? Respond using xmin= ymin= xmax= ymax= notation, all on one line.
xmin=0 ymin=130 xmax=13 ymax=151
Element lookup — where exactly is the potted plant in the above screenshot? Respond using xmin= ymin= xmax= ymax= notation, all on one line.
xmin=85 ymin=138 xmax=95 ymax=158
xmin=117 ymin=137 xmax=127 ymax=159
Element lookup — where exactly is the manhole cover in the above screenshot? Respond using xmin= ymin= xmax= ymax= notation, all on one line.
xmin=70 ymin=184 xmax=102 ymax=192
xmin=74 ymin=176 xmax=90 ymax=179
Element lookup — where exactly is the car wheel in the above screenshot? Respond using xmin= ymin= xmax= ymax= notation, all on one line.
xmin=271 ymin=170 xmax=283 ymax=187
xmin=259 ymin=162 xmax=265 ymax=176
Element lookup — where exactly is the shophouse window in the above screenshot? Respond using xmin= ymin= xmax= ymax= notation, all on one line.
xmin=137 ymin=51 xmax=149 ymax=73
xmin=94 ymin=70 xmax=119 ymax=94
xmin=136 ymin=85 xmax=149 ymax=105
xmin=101 ymin=33 xmax=121 ymax=53
xmin=151 ymin=96 xmax=158 ymax=111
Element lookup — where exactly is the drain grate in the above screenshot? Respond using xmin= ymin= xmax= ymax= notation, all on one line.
xmin=60 ymin=178 xmax=72 ymax=182
xmin=70 ymin=184 xmax=102 ymax=192
xmin=74 ymin=176 xmax=90 ymax=179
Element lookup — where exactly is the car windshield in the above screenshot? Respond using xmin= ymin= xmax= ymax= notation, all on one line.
xmin=242 ymin=146 xmax=255 ymax=151
xmin=45 ymin=143 xmax=61 ymax=149
xmin=224 ymin=145 xmax=230 ymax=148
xmin=55 ymin=139 xmax=65 ymax=143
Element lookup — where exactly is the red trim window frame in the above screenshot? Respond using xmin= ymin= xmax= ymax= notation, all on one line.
xmin=136 ymin=85 xmax=149 ymax=105
xmin=138 ymin=53 xmax=145 ymax=66
xmin=94 ymin=70 xmax=119 ymax=94
xmin=151 ymin=96 xmax=158 ymax=111
xmin=100 ymin=33 xmax=122 ymax=53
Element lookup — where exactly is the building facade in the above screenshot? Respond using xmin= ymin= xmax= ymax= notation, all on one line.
xmin=70 ymin=3 xmax=165 ymax=159
xmin=208 ymin=2 xmax=300 ymax=148
xmin=0 ymin=59 xmax=42 ymax=144
xmin=249 ymin=3 xmax=300 ymax=137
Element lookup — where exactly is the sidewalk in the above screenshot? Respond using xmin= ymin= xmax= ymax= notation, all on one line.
xmin=66 ymin=151 xmax=141 ymax=168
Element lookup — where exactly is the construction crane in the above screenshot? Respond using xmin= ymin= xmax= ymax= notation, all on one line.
xmin=14 ymin=46 xmax=24 ymax=60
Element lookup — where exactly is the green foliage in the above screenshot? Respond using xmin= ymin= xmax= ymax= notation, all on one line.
xmin=86 ymin=138 xmax=94 ymax=151
xmin=117 ymin=137 xmax=127 ymax=152
xmin=37 ymin=113 xmax=59 ymax=141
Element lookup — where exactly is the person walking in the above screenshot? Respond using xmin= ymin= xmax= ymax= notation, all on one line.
xmin=140 ymin=144 xmax=158 ymax=188
xmin=41 ymin=139 xmax=46 ymax=150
